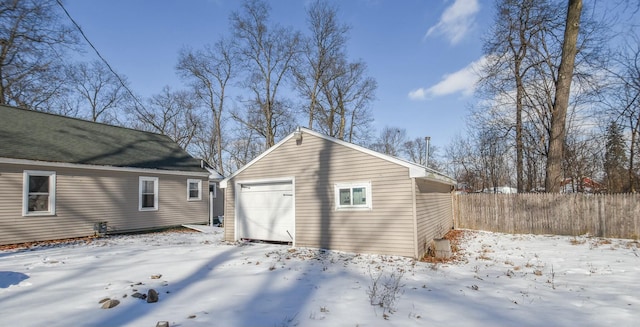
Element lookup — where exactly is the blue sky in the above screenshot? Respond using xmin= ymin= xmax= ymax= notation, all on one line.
xmin=64 ymin=0 xmax=492 ymax=149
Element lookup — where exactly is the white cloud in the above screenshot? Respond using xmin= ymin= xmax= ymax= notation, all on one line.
xmin=426 ymin=0 xmax=480 ymax=45
xmin=408 ymin=88 xmax=428 ymax=101
xmin=408 ymin=56 xmax=486 ymax=100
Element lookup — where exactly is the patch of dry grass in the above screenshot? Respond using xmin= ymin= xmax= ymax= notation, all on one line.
xmin=421 ymin=229 xmax=466 ymax=263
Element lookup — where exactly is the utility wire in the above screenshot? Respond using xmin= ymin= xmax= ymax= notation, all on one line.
xmin=55 ymin=0 xmax=148 ymax=113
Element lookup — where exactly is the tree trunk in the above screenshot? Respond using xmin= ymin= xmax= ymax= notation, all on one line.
xmin=630 ymin=116 xmax=638 ymax=193
xmin=545 ymin=0 xmax=582 ymax=193
xmin=337 ymin=89 xmax=345 ymax=140
xmin=515 ymin=70 xmax=525 ymax=193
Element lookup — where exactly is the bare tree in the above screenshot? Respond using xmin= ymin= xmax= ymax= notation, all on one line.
xmin=0 ymin=0 xmax=78 ymax=111
xmin=176 ymin=38 xmax=235 ymax=175
xmin=230 ymin=0 xmax=301 ymax=148
xmin=477 ymin=128 xmax=514 ymax=191
xmin=563 ymin=132 xmax=601 ymax=192
xmin=444 ymin=129 xmax=512 ymax=192
xmin=608 ymin=34 xmax=640 ymax=192
xmin=480 ymin=0 xmax=558 ymax=192
xmin=294 ymin=0 xmax=376 ymax=144
xmin=132 ymin=86 xmax=202 ymax=151
xmin=225 ymin=126 xmax=264 ymax=173
xmin=319 ymin=59 xmax=376 ymax=143
xmin=402 ymin=137 xmax=443 ymax=170
xmin=370 ymin=127 xmax=407 ymax=157
xmin=545 ymin=0 xmax=583 ymax=192
xmin=66 ymin=60 xmax=127 ymax=124
xmin=403 ymin=137 xmax=428 ymax=166
xmin=479 ymin=0 xmax=609 ymax=192
xmin=295 ymin=0 xmax=348 ymax=130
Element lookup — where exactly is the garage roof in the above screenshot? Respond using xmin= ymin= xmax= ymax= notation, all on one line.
xmin=221 ymin=127 xmax=456 ymax=187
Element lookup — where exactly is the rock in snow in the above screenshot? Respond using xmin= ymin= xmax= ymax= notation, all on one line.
xmin=147 ymin=289 xmax=159 ymax=303
xmin=100 ymin=299 xmax=120 ymax=309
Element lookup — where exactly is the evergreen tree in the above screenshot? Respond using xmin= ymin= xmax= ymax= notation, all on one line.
xmin=604 ymin=121 xmax=628 ymax=192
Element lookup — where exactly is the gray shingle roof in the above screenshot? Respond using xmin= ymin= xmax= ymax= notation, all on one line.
xmin=0 ymin=105 xmax=206 ymax=173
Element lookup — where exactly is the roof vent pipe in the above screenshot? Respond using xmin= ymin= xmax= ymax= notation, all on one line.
xmin=424 ymin=136 xmax=431 ymax=168
xmin=294 ymin=126 xmax=303 ymax=141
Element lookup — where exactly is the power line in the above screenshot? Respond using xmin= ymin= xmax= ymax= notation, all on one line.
xmin=55 ymin=0 xmax=148 ymax=113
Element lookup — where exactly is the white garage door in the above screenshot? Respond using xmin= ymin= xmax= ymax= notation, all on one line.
xmin=236 ymin=180 xmax=294 ymax=242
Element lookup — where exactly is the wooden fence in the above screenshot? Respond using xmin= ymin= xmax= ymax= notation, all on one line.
xmin=455 ymin=193 xmax=640 ymax=239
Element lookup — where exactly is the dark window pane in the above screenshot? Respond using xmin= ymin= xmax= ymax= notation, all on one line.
xmin=189 ymin=189 xmax=199 ymax=198
xmin=29 ymin=176 xmax=49 ymax=193
xmin=143 ymin=180 xmax=154 ymax=193
xmin=339 ymin=189 xmax=351 ymax=205
xmin=28 ymin=195 xmax=49 ymax=212
xmin=142 ymin=194 xmax=155 ymax=208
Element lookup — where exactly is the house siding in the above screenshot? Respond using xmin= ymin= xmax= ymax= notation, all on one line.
xmin=224 ymin=133 xmax=417 ymax=257
xmin=0 ymin=163 xmax=208 ymax=245
xmin=210 ymin=183 xmax=225 ymax=218
xmin=415 ymin=178 xmax=454 ymax=258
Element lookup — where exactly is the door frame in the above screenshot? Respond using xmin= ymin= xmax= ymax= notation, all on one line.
xmin=234 ymin=177 xmax=295 ymax=245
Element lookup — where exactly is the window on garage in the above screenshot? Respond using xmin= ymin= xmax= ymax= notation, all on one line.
xmin=334 ymin=182 xmax=372 ymax=210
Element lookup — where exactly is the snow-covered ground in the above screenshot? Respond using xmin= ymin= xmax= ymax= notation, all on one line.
xmin=1 ymin=227 xmax=639 ymax=327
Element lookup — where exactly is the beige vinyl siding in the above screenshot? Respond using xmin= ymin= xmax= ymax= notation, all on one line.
xmin=211 ymin=184 xmax=224 ymax=218
xmin=225 ymin=133 xmax=416 ymax=257
xmin=415 ymin=179 xmax=454 ymax=258
xmin=223 ymin=183 xmax=236 ymax=242
xmin=0 ymin=163 xmax=208 ymax=245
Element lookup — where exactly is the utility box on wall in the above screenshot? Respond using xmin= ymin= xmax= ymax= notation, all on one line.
xmin=94 ymin=221 xmax=108 ymax=236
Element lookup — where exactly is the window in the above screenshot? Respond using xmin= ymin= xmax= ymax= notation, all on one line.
xmin=139 ymin=176 xmax=158 ymax=211
xmin=334 ymin=182 xmax=372 ymax=210
xmin=187 ymin=179 xmax=202 ymax=201
xmin=23 ymin=171 xmax=56 ymax=216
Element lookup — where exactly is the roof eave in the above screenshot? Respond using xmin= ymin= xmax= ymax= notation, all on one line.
xmin=220 ymin=127 xmax=457 ymax=187
xmin=409 ymin=167 xmax=456 ymax=185
xmin=0 ymin=157 xmax=210 ymax=177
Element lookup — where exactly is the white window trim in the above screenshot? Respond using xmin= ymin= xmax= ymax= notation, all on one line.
xmin=334 ymin=181 xmax=372 ymax=210
xmin=22 ymin=170 xmax=57 ymax=216
xmin=139 ymin=176 xmax=159 ymax=211
xmin=187 ymin=179 xmax=202 ymax=201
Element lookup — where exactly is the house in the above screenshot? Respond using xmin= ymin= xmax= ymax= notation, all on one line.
xmin=220 ymin=127 xmax=456 ymax=258
xmin=482 ymin=186 xmax=518 ymax=194
xmin=0 ymin=105 xmax=210 ymax=245
xmin=561 ymin=177 xmax=606 ymax=193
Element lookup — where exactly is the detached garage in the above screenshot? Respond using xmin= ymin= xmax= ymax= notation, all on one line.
xmin=220 ymin=128 xmax=456 ymax=258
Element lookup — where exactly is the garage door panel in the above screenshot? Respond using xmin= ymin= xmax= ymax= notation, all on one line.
xmin=240 ymin=181 xmax=292 ymax=193
xmin=237 ymin=181 xmax=294 ymax=242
